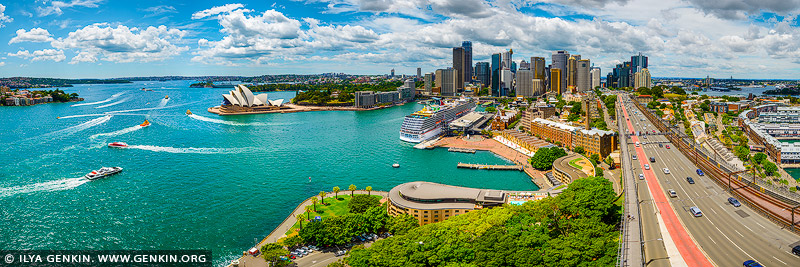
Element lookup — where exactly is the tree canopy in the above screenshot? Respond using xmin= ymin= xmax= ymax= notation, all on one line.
xmin=349 ymin=194 xmax=381 ymax=213
xmin=529 ymin=147 xmax=568 ymax=170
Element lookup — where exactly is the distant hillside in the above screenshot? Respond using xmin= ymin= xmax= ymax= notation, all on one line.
xmin=0 ymin=77 xmax=131 ymax=88
xmin=345 ymin=177 xmax=621 ymax=267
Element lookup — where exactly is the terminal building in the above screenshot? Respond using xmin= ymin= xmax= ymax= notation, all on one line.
xmin=387 ymin=182 xmax=507 ymax=226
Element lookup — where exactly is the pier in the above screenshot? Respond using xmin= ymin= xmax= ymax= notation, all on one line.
xmin=457 ymin=163 xmax=523 ymax=171
xmin=448 ymin=147 xmax=476 ymax=153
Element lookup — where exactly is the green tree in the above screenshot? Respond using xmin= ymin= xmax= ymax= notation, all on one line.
xmin=319 ymin=191 xmax=327 ymax=205
xmin=485 ymin=106 xmax=497 ymax=113
xmin=605 ymin=156 xmax=615 ymax=169
xmin=349 ymin=184 xmax=357 ymax=196
xmin=574 ymin=146 xmax=585 ymax=155
xmin=590 ymin=153 xmax=601 ymax=163
xmin=570 ymin=102 xmax=582 ymax=115
xmin=333 ymin=186 xmax=341 ymax=199
xmin=296 ymin=213 xmax=305 ymax=229
xmin=764 ymin=161 xmax=778 ymax=176
xmin=529 ymin=147 xmax=567 ymax=170
xmin=305 ymin=205 xmax=313 ymax=220
xmin=733 ymin=146 xmax=750 ymax=161
xmin=366 ymin=186 xmax=373 ymax=195
xmin=349 ymin=194 xmax=381 ymax=213
xmin=260 ymin=243 xmax=289 ymax=266
xmin=595 ymin=167 xmax=604 ymax=177
xmin=386 ymin=214 xmax=419 ymax=235
xmin=279 ymin=235 xmax=303 ymax=249
xmin=311 ymin=197 xmax=318 ymax=212
xmin=753 ymin=153 xmax=767 ymax=164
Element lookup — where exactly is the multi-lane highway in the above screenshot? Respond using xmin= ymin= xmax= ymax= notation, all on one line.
xmin=618 ymin=94 xmax=800 ymax=266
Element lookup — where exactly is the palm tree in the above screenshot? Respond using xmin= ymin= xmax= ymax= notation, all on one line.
xmin=311 ymin=197 xmax=318 ymax=212
xmin=296 ymin=213 xmax=305 ymax=229
xmin=333 ymin=186 xmax=340 ymax=200
xmin=349 ymin=184 xmax=357 ymax=196
xmin=319 ymin=191 xmax=326 ymax=205
xmin=366 ymin=186 xmax=372 ymax=195
xmin=304 ymin=205 xmax=312 ymax=220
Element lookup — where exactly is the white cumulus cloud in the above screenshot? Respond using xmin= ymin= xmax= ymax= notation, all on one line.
xmin=9 ymin=28 xmax=55 ymax=44
xmin=50 ymin=24 xmax=188 ymax=63
xmin=0 ymin=4 xmax=12 ymax=27
xmin=8 ymin=49 xmax=66 ymax=62
xmin=192 ymin=3 xmax=245 ymax=19
xmin=37 ymin=0 xmax=103 ymax=16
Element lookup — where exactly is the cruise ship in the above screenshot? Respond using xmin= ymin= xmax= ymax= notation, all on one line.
xmin=399 ymin=98 xmax=476 ymax=143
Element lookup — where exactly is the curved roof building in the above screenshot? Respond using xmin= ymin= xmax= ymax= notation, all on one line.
xmin=222 ymin=85 xmax=284 ymax=107
xmin=387 ymin=181 xmax=507 ymax=225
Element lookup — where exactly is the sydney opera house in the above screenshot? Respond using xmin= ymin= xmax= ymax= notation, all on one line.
xmin=219 ymin=85 xmax=286 ymax=113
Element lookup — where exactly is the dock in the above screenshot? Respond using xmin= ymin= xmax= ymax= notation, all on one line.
xmin=457 ymin=163 xmax=523 ymax=171
xmin=448 ymin=147 xmax=476 ymax=153
xmin=414 ymin=137 xmax=441 ymax=150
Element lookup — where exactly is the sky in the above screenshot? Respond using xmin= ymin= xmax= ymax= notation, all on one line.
xmin=1 ymin=0 xmax=800 ymax=79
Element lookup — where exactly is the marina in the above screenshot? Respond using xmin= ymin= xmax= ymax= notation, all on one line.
xmin=448 ymin=147 xmax=476 ymax=153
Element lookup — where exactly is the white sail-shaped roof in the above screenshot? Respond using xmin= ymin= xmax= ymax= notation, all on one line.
xmin=223 ymin=94 xmax=240 ymax=106
xmin=239 ymin=85 xmax=255 ymax=107
xmin=268 ymin=99 xmax=284 ymax=107
xmin=232 ymin=89 xmax=245 ymax=107
xmin=255 ymin=94 xmax=269 ymax=106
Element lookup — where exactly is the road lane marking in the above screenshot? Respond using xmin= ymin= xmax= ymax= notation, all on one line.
xmin=734 ymin=229 xmax=743 ymax=237
xmin=773 ymin=256 xmax=787 ymax=265
xmin=755 ymin=222 xmax=766 ymax=229
xmin=708 ymin=236 xmax=716 ymax=244
xmin=707 ymin=206 xmax=717 ymax=215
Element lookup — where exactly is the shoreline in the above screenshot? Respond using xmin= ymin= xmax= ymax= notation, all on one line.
xmin=207 ymin=103 xmax=396 ymax=115
xmin=433 ymin=136 xmax=551 ymax=190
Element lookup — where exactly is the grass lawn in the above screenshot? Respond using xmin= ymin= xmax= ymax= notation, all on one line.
xmin=285 ymin=194 xmax=383 ymax=235
xmin=568 ymin=158 xmax=583 ymax=170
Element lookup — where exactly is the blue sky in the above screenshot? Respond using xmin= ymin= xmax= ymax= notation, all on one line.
xmin=2 ymin=0 xmax=800 ymax=79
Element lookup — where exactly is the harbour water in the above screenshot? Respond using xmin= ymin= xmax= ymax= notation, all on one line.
xmin=0 ymin=81 xmax=536 ymax=265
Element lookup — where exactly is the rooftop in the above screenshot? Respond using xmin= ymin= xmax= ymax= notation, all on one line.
xmin=388 ymin=182 xmax=507 ymax=210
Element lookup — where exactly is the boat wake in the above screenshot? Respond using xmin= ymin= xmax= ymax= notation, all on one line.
xmin=95 ymin=97 xmax=130 ymax=109
xmin=47 ymin=115 xmax=112 ymax=137
xmin=90 ymin=125 xmax=143 ymax=139
xmin=188 ymin=114 xmax=261 ymax=126
xmin=71 ymin=92 xmax=124 ymax=107
xmin=125 ymin=145 xmax=247 ymax=154
xmin=157 ymin=98 xmax=170 ymax=108
xmin=0 ymin=177 xmax=89 ymax=198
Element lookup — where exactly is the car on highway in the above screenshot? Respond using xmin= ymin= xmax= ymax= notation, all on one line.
xmin=644 ymin=164 xmax=650 ymax=170
xmin=632 ymin=155 xmax=637 ymax=160
xmin=639 ymin=174 xmax=645 ymax=180
xmin=650 ymin=157 xmax=655 ymax=162
xmin=696 ymin=169 xmax=704 ymax=176
xmin=728 ymin=197 xmax=741 ymax=207
xmin=659 ymin=143 xmax=663 ymax=148
xmin=643 ymin=135 xmax=647 ymax=139
xmin=686 ymin=177 xmax=695 ymax=184
xmin=662 ymin=168 xmax=670 ymax=174
xmin=792 ymin=245 xmax=800 ymax=256
xmin=743 ymin=260 xmax=763 ymax=267
xmin=668 ymin=189 xmax=677 ymax=198
xmin=636 ymin=142 xmax=640 ymax=147
xmin=666 ymin=144 xmax=670 ymax=149
xmin=689 ymin=207 xmax=703 ymax=217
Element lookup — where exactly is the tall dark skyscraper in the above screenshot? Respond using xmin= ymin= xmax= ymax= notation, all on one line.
xmin=491 ymin=53 xmax=501 ymax=97
xmin=531 ymin=57 xmax=545 ymax=79
xmin=462 ymin=41 xmax=472 ymax=83
xmin=475 ymin=62 xmax=490 ymax=88
xmin=631 ymin=52 xmax=648 ymax=73
xmin=551 ymin=50 xmax=569 ymax=93
xmin=453 ymin=47 xmax=465 ymax=90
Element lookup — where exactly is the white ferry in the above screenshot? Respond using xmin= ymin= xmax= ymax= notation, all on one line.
xmin=399 ymin=98 xmax=476 ymax=143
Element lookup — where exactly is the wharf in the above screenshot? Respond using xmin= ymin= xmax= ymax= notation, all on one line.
xmin=448 ymin=147 xmax=476 ymax=153
xmin=413 ymin=137 xmax=441 ymax=149
xmin=457 ymin=163 xmax=523 ymax=171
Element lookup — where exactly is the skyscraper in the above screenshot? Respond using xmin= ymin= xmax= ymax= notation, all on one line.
xmin=634 ymin=68 xmax=651 ymax=89
xmin=519 ymin=59 xmax=529 ymax=70
xmin=621 ymin=62 xmax=631 ymax=88
xmin=502 ymin=50 xmax=513 ymax=69
xmin=440 ymin=68 xmax=458 ymax=97
xmin=475 ymin=62 xmax=490 ymax=88
xmin=491 ymin=53 xmax=501 ymax=97
xmin=424 ymin=73 xmax=433 ymax=94
xmin=590 ymin=67 xmax=601 ymax=89
xmin=631 ymin=52 xmax=648 ymax=74
xmin=462 ymin=41 xmax=473 ymax=84
xmin=417 ymin=67 xmax=422 ymax=78
xmin=501 ymin=69 xmax=513 ymax=97
xmin=577 ymin=59 xmax=590 ymax=92
xmin=453 ymin=47 xmax=465 ymax=91
xmin=551 ymin=50 xmax=569 ymax=93
xmin=531 ymin=57 xmax=545 ymax=79
xmin=515 ymin=69 xmax=534 ymax=98
xmin=567 ymin=55 xmax=578 ymax=89
xmin=391 ymin=68 xmax=395 ymax=77
xmin=550 ymin=69 xmax=562 ymax=96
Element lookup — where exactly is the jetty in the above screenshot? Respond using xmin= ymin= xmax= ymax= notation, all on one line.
xmin=414 ymin=137 xmax=441 ymax=150
xmin=457 ymin=163 xmax=523 ymax=171
xmin=448 ymin=147 xmax=476 ymax=153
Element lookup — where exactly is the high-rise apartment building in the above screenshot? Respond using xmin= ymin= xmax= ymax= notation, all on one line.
xmin=453 ymin=47 xmax=465 ymax=91
xmin=440 ymin=68 xmax=458 ymax=97
xmin=516 ymin=69 xmax=534 ymax=98
xmin=577 ymin=59 xmax=590 ymax=92
xmin=491 ymin=53 xmax=501 ymax=97
xmin=551 ymin=50 xmax=569 ymax=93
xmin=475 ymin=62 xmax=490 ymax=88
xmin=590 ymin=67 xmax=601 ymax=89
xmin=550 ymin=69 xmax=562 ymax=95
xmin=634 ymin=68 xmax=651 ymax=89
xmin=424 ymin=73 xmax=433 ymax=94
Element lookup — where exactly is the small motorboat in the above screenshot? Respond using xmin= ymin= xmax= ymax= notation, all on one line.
xmin=164 ymin=95 xmax=169 ymax=99
xmin=108 ymin=142 xmax=128 ymax=148
xmin=186 ymin=109 xmax=192 ymax=115
xmin=392 ymin=163 xmax=400 ymax=168
xmin=84 ymin=167 xmax=123 ymax=180
xmin=139 ymin=119 xmax=150 ymax=127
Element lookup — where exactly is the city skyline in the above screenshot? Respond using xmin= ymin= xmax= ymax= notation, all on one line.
xmin=1 ymin=1 xmax=800 ymax=79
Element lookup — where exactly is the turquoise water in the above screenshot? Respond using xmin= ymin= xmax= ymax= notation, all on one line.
xmin=0 ymin=81 xmax=536 ymax=265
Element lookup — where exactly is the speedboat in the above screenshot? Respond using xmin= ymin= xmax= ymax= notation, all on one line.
xmin=108 ymin=142 xmax=128 ymax=148
xmin=139 ymin=119 xmax=150 ymax=127
xmin=84 ymin=167 xmax=123 ymax=180
xmin=186 ymin=109 xmax=192 ymax=115
xmin=164 ymin=95 xmax=169 ymax=99
xmin=392 ymin=163 xmax=400 ymax=168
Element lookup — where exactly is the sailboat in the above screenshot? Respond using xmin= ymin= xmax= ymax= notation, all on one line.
xmin=139 ymin=119 xmax=150 ymax=127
